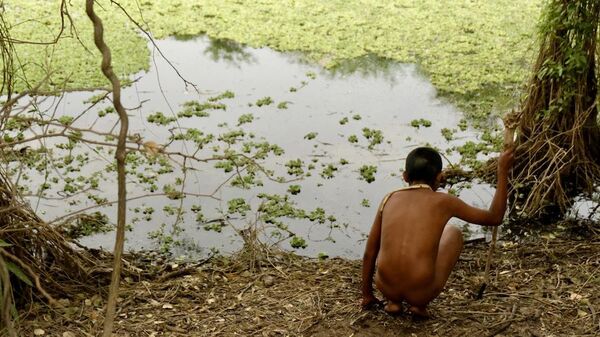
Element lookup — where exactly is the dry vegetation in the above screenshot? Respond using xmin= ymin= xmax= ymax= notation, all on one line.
xmin=510 ymin=0 xmax=600 ymax=219
xmin=14 ymin=228 xmax=599 ymax=337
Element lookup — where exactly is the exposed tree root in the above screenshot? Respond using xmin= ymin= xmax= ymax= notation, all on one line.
xmin=508 ymin=0 xmax=600 ymax=220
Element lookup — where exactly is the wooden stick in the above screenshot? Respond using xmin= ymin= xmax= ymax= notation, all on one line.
xmin=477 ymin=114 xmax=516 ymax=299
xmin=477 ymin=226 xmax=498 ymax=299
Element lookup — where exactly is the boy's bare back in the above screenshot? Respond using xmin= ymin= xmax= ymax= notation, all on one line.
xmin=377 ymin=189 xmax=454 ymax=298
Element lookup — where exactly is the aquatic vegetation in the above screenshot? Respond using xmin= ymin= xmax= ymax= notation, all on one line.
xmin=361 ymin=199 xmax=371 ymax=207
xmin=237 ymin=113 xmax=254 ymax=126
xmin=178 ymin=101 xmax=224 ymax=118
xmin=455 ymin=141 xmax=494 ymax=169
xmin=287 ymin=185 xmax=301 ymax=195
xmin=458 ymin=118 xmax=469 ymax=131
xmin=58 ymin=116 xmax=74 ymax=126
xmin=98 ymin=107 xmax=115 ymax=118
xmin=441 ymin=128 xmax=456 ymax=141
xmin=290 ymin=236 xmax=307 ymax=249
xmin=348 ymin=135 xmax=358 ymax=143
xmin=209 ymin=91 xmax=235 ymax=101
xmin=214 ymin=160 xmax=234 ymax=173
xmin=304 ymin=132 xmax=318 ymax=140
xmin=277 ymin=101 xmax=289 ymax=109
xmin=256 ymin=97 xmax=274 ymax=107
xmin=127 ymin=0 xmax=540 ymax=122
xmin=4 ymin=1 xmax=149 ymax=92
xmin=147 ymin=112 xmax=177 ymax=126
xmin=6 ymin=1 xmax=540 ymax=121
xmin=320 ymin=164 xmax=338 ymax=179
xmin=359 ymin=165 xmax=377 ymax=183
xmin=227 ymin=198 xmax=251 ymax=216
xmin=410 ymin=118 xmax=433 ymax=128
xmin=285 ymin=159 xmax=304 ymax=176
xmin=362 ymin=128 xmax=384 ymax=149
xmin=339 ymin=117 xmax=349 ymax=125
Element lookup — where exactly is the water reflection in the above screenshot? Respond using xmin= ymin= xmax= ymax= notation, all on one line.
xmin=280 ymin=52 xmax=406 ymax=84
xmin=203 ymin=37 xmax=255 ymax=66
xmin=178 ymin=35 xmax=409 ymax=81
xmin=327 ymin=54 xmax=405 ymax=82
xmin=173 ymin=34 xmax=256 ymax=66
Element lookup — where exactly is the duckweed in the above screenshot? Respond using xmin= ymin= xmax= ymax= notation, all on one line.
xmin=410 ymin=119 xmax=433 ymax=128
xmin=285 ymin=159 xmax=304 ymax=176
xmin=256 ymin=97 xmax=274 ymax=107
xmin=320 ymin=164 xmax=338 ymax=179
xmin=362 ymin=128 xmax=384 ymax=149
xmin=288 ymin=185 xmax=302 ymax=195
xmin=441 ymin=128 xmax=456 ymax=141
xmin=304 ymin=132 xmax=318 ymax=140
xmin=237 ymin=113 xmax=254 ymax=126
xmin=359 ymin=165 xmax=377 ymax=183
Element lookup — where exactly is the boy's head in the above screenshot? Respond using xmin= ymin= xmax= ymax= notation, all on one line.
xmin=404 ymin=147 xmax=443 ymax=188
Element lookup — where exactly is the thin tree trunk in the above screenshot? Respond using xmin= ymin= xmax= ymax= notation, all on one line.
xmin=85 ymin=1 xmax=129 ymax=336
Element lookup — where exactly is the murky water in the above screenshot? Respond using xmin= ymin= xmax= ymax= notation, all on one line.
xmin=23 ymin=36 xmax=503 ymax=258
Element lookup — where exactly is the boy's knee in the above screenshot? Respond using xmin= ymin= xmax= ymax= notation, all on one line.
xmin=445 ymin=225 xmax=464 ymax=245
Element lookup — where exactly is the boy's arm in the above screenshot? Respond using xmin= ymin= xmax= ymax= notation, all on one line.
xmin=448 ymin=148 xmax=514 ymax=226
xmin=361 ymin=206 xmax=382 ymax=307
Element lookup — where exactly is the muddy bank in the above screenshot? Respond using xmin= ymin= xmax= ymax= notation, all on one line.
xmin=17 ymin=233 xmax=599 ymax=336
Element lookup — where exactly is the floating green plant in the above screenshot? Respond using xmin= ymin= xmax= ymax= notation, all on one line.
xmin=359 ymin=165 xmax=377 ymax=183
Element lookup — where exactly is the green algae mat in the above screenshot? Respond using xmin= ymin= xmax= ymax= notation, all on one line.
xmin=5 ymin=0 xmax=541 ymax=120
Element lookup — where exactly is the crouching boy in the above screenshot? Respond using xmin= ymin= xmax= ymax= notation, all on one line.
xmin=361 ymin=146 xmax=514 ymax=317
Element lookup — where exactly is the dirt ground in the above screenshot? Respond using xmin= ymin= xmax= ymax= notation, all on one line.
xmin=16 ymin=232 xmax=600 ymax=337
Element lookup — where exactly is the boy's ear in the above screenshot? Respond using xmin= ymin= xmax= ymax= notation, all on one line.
xmin=436 ymin=171 xmax=445 ymax=187
xmin=402 ymin=171 xmax=409 ymax=182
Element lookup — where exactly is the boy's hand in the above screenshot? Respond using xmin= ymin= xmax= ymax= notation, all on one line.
xmin=498 ymin=147 xmax=515 ymax=175
xmin=361 ymin=294 xmax=381 ymax=310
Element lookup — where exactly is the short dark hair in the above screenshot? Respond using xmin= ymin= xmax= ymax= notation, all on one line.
xmin=405 ymin=147 xmax=442 ymax=185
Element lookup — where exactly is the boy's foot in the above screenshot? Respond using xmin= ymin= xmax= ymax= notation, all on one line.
xmin=408 ymin=306 xmax=430 ymax=320
xmin=384 ymin=301 xmax=403 ymax=316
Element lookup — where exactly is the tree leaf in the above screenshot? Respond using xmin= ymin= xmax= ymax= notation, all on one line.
xmin=6 ymin=262 xmax=33 ymax=287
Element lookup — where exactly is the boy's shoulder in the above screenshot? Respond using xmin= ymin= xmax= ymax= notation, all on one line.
xmin=379 ymin=189 xmax=453 ymax=213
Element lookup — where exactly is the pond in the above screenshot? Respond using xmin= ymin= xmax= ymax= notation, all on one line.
xmin=23 ymin=35 xmax=501 ymax=259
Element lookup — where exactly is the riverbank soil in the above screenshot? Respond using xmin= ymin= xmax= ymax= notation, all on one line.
xmin=17 ymin=231 xmax=599 ymax=336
